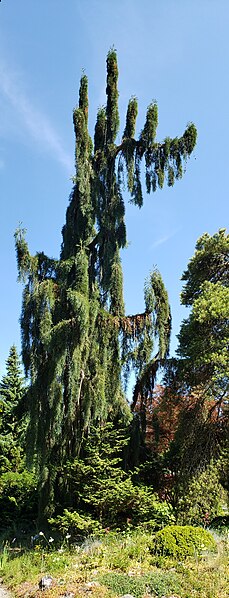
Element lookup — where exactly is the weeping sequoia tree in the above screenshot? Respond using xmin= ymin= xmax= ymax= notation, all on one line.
xmin=15 ymin=50 xmax=197 ymax=515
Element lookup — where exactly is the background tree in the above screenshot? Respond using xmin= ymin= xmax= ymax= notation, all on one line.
xmin=0 ymin=346 xmax=37 ymax=531
xmin=176 ymin=229 xmax=229 ymax=464
xmin=162 ymin=230 xmax=229 ymax=506
xmin=178 ymin=228 xmax=229 ymax=397
xmin=130 ymin=231 xmax=228 ymax=514
xmin=15 ymin=50 xmax=197 ymax=518
xmin=0 ymin=345 xmax=25 ymax=472
xmin=176 ymin=459 xmax=227 ymax=527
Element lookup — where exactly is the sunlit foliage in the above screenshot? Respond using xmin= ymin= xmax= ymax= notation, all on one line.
xmin=15 ymin=50 xmax=196 ymax=517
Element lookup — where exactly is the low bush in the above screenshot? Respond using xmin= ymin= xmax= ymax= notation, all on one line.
xmin=176 ymin=461 xmax=227 ymax=526
xmin=129 ymin=485 xmax=175 ymax=529
xmin=0 ymin=470 xmax=37 ymax=530
xmin=49 ymin=509 xmax=101 ymax=540
xmin=61 ymin=425 xmax=174 ymax=530
xmin=210 ymin=514 xmax=229 ymax=531
xmin=49 ymin=488 xmax=174 ymax=540
xmin=100 ymin=571 xmax=182 ymax=598
xmin=154 ymin=524 xmax=216 ymax=558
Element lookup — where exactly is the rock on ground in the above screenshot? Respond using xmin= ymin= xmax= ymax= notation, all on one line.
xmin=0 ymin=583 xmax=11 ymax=598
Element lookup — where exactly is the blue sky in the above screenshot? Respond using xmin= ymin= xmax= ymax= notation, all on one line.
xmin=0 ymin=0 xmax=228 ymax=374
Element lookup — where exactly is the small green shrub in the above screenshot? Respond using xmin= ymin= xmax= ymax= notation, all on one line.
xmin=176 ymin=461 xmax=227 ymax=526
xmin=100 ymin=571 xmax=182 ymax=598
xmin=154 ymin=525 xmax=217 ymax=558
xmin=0 ymin=470 xmax=37 ymax=530
xmin=130 ymin=486 xmax=175 ymax=529
xmin=49 ymin=508 xmax=101 ymax=540
xmin=62 ymin=426 xmax=174 ymax=530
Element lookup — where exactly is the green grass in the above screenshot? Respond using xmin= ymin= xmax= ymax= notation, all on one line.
xmin=0 ymin=528 xmax=228 ymax=598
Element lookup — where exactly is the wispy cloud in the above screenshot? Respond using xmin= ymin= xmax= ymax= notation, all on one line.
xmin=150 ymin=228 xmax=181 ymax=250
xmin=0 ymin=59 xmax=73 ymax=172
xmin=0 ymin=158 xmax=5 ymax=170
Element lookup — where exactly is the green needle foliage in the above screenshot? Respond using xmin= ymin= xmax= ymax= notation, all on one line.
xmin=164 ymin=229 xmax=229 ymax=489
xmin=0 ymin=345 xmax=25 ymax=472
xmin=0 ymin=347 xmax=37 ymax=530
xmin=178 ymin=228 xmax=229 ymax=398
xmin=50 ymin=422 xmax=173 ymax=532
xmin=15 ymin=50 xmax=196 ymax=518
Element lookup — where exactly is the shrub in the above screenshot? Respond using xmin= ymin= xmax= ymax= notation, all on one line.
xmin=49 ymin=508 xmax=101 ymax=540
xmin=0 ymin=470 xmax=37 ymax=530
xmin=100 ymin=571 xmax=182 ymax=598
xmin=130 ymin=485 xmax=175 ymax=529
xmin=154 ymin=525 xmax=216 ymax=558
xmin=176 ymin=461 xmax=227 ymax=526
xmin=62 ymin=425 xmax=174 ymax=530
xmin=50 ymin=487 xmax=174 ymax=540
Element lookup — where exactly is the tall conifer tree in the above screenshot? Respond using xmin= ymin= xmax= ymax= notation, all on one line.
xmin=15 ymin=50 xmax=197 ymax=516
xmin=0 ymin=345 xmax=25 ymax=472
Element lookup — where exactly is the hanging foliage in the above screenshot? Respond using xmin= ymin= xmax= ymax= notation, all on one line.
xmin=15 ymin=50 xmax=196 ymax=518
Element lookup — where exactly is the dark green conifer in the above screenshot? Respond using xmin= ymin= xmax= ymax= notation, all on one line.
xmin=15 ymin=50 xmax=197 ymax=517
xmin=0 ymin=345 xmax=25 ymax=472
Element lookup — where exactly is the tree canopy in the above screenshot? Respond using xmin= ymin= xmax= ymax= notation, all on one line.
xmin=178 ymin=228 xmax=229 ymax=401
xmin=161 ymin=230 xmax=229 ymax=483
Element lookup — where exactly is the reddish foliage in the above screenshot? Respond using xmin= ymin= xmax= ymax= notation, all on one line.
xmin=134 ymin=384 xmax=226 ymax=455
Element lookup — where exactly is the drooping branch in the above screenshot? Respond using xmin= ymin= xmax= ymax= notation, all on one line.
xmin=113 ymin=122 xmax=197 ymax=204
xmin=132 ymin=357 xmax=160 ymax=411
xmin=15 ymin=49 xmax=197 ymax=517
